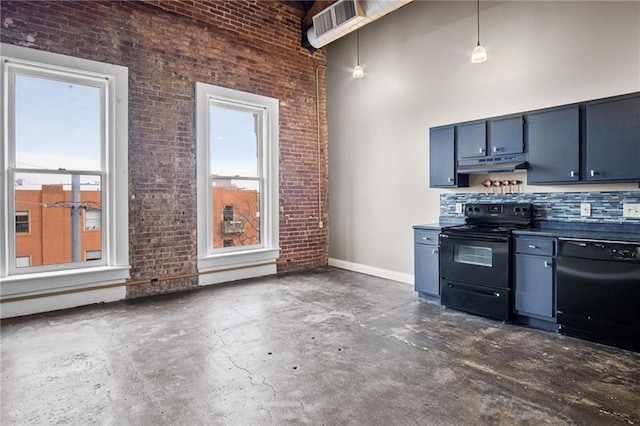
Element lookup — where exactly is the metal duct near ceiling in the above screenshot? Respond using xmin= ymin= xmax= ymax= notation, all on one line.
xmin=307 ymin=0 xmax=413 ymax=49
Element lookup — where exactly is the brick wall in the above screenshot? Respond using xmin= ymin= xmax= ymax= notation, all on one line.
xmin=1 ymin=0 xmax=329 ymax=298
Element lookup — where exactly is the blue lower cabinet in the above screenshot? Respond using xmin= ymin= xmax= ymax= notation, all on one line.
xmin=513 ymin=236 xmax=558 ymax=331
xmin=414 ymin=229 xmax=440 ymax=299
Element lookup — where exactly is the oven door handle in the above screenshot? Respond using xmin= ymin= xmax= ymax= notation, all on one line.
xmin=440 ymin=233 xmax=507 ymax=243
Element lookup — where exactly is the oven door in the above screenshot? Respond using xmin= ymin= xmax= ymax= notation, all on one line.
xmin=439 ymin=232 xmax=510 ymax=289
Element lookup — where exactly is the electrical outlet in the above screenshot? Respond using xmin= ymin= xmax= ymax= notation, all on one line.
xmin=623 ymin=203 xmax=640 ymax=218
xmin=455 ymin=203 xmax=464 ymax=214
xmin=580 ymin=203 xmax=591 ymax=217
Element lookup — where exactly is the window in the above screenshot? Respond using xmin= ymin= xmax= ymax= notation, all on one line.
xmin=223 ymin=205 xmax=234 ymax=222
xmin=196 ymin=83 xmax=279 ymax=285
xmin=15 ymin=256 xmax=30 ymax=268
xmin=85 ymin=209 xmax=101 ymax=230
xmin=85 ymin=250 xmax=102 ymax=261
xmin=15 ymin=211 xmax=29 ymax=234
xmin=1 ymin=43 xmax=129 ymax=301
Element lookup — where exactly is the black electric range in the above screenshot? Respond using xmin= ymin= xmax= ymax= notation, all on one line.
xmin=439 ymin=203 xmax=533 ymax=321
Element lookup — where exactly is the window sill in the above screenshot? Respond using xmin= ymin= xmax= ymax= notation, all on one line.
xmin=0 ymin=266 xmax=130 ymax=298
xmin=197 ymin=247 xmax=280 ymax=286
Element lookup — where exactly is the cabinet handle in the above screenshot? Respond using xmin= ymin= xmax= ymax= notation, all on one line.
xmin=528 ymin=244 xmax=537 ymax=249
xmin=493 ymin=146 xmax=499 ymax=153
xmin=570 ymin=170 xmax=576 ymax=178
xmin=432 ymin=249 xmax=438 ymax=254
xmin=447 ymin=177 xmax=454 ymax=182
xmin=590 ymin=170 xmax=598 ymax=177
xmin=544 ymin=261 xmax=551 ymax=268
xmin=479 ymin=147 xmax=485 ymax=153
xmin=421 ymin=237 xmax=430 ymax=241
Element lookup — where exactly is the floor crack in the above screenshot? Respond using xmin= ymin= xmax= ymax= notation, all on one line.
xmin=294 ymin=396 xmax=313 ymax=423
xmin=209 ymin=346 xmax=279 ymax=397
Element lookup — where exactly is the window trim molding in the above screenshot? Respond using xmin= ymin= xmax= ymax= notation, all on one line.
xmin=195 ymin=82 xmax=279 ymax=283
xmin=0 ymin=43 xmax=129 ymax=305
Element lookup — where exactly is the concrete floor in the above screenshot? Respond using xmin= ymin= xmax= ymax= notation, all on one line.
xmin=1 ymin=267 xmax=639 ymax=425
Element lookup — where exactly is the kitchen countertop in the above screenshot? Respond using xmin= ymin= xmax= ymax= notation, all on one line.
xmin=413 ymin=218 xmax=464 ymax=231
xmin=414 ymin=218 xmax=640 ymax=242
xmin=513 ymin=221 xmax=640 ymax=243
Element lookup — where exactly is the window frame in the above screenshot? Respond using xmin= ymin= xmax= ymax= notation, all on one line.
xmin=0 ymin=43 xmax=129 ymax=300
xmin=195 ymin=82 xmax=279 ymax=284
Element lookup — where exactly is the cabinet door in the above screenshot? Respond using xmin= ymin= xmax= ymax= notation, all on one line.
xmin=514 ymin=254 xmax=554 ymax=319
xmin=456 ymin=120 xmax=486 ymax=159
xmin=526 ymin=105 xmax=580 ymax=184
xmin=585 ymin=94 xmax=640 ymax=182
xmin=488 ymin=114 xmax=524 ymax=155
xmin=429 ymin=126 xmax=456 ymax=187
xmin=415 ymin=243 xmax=439 ymax=296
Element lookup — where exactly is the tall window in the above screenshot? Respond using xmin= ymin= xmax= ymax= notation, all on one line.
xmin=1 ymin=44 xmax=129 ymax=299
xmin=196 ymin=83 xmax=279 ymax=284
xmin=8 ymin=60 xmax=104 ymax=269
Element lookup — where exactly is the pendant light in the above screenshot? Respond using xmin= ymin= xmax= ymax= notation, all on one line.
xmin=353 ymin=29 xmax=364 ymax=79
xmin=471 ymin=0 xmax=487 ymax=63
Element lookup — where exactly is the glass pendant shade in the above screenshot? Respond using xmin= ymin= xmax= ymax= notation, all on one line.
xmin=352 ymin=64 xmax=364 ymax=79
xmin=471 ymin=42 xmax=487 ymax=63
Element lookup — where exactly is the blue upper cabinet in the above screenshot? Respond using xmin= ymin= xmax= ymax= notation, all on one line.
xmin=526 ymin=105 xmax=580 ymax=184
xmin=456 ymin=120 xmax=487 ymax=159
xmin=585 ymin=93 xmax=640 ymax=182
xmin=488 ymin=114 xmax=524 ymax=156
xmin=429 ymin=125 xmax=469 ymax=188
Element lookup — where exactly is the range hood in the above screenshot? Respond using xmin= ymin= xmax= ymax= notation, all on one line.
xmin=457 ymin=153 xmax=527 ymax=174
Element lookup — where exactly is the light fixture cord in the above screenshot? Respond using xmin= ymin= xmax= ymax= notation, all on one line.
xmin=477 ymin=0 xmax=481 ymax=44
xmin=356 ymin=29 xmax=360 ymax=65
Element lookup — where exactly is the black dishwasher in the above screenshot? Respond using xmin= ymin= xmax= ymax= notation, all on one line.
xmin=556 ymin=238 xmax=640 ymax=352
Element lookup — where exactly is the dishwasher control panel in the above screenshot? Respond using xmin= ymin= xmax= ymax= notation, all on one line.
xmin=558 ymin=239 xmax=640 ymax=262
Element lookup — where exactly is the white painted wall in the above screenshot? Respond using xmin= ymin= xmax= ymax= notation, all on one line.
xmin=326 ymin=1 xmax=640 ymax=279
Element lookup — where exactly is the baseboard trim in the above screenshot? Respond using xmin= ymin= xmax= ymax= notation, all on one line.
xmin=328 ymin=258 xmax=413 ymax=285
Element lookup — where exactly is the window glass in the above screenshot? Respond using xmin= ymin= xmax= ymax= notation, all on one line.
xmin=15 ymin=211 xmax=29 ymax=234
xmin=209 ymin=106 xmax=259 ymax=178
xmin=13 ymin=171 xmax=102 ymax=268
xmin=85 ymin=209 xmax=101 ymax=230
xmin=211 ymin=178 xmax=260 ymax=249
xmin=15 ymin=256 xmax=31 ymax=268
xmin=209 ymin=102 xmax=262 ymax=251
xmin=85 ymin=250 xmax=102 ymax=261
xmin=9 ymin=66 xmax=105 ymax=272
xmin=223 ymin=205 xmax=234 ymax=221
xmin=15 ymin=75 xmax=101 ymax=171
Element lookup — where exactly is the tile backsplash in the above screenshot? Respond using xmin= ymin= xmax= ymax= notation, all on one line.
xmin=441 ymin=191 xmax=640 ymax=223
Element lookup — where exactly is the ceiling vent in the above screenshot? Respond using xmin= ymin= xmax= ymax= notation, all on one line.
xmin=307 ymin=0 xmax=413 ymax=49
